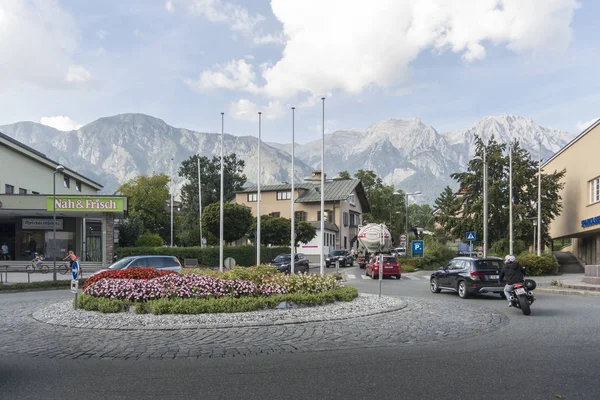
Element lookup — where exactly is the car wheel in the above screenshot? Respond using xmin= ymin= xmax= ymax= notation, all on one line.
xmin=430 ymin=278 xmax=442 ymax=293
xmin=396 ymin=274 xmax=401 ymax=279
xmin=458 ymin=281 xmax=470 ymax=299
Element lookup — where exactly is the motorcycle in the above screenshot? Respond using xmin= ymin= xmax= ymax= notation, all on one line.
xmin=508 ymin=279 xmax=536 ymax=315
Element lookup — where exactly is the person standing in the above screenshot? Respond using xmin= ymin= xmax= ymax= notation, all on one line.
xmin=1 ymin=242 xmax=9 ymax=260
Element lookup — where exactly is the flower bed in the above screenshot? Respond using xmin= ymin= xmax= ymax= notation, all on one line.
xmin=79 ymin=266 xmax=357 ymax=314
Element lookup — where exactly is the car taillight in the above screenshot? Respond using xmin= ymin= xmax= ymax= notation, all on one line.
xmin=470 ymin=271 xmax=486 ymax=281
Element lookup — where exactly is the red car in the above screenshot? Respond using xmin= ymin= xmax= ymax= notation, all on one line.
xmin=365 ymin=255 xmax=401 ymax=279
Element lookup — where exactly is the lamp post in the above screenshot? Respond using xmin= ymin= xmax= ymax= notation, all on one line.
xmin=320 ymin=97 xmax=325 ymax=276
xmin=532 ymin=218 xmax=537 ymax=253
xmin=404 ymin=191 xmax=422 ymax=242
xmin=291 ymin=107 xmax=296 ymax=274
xmin=473 ymin=150 xmax=488 ymax=257
xmin=537 ymin=141 xmax=542 ymax=256
xmin=170 ymin=157 xmax=174 ymax=247
xmin=256 ymin=112 xmax=262 ymax=266
xmin=52 ymin=165 xmax=65 ymax=281
xmin=219 ymin=112 xmax=224 ymax=272
xmin=509 ymin=143 xmax=513 ymax=255
xmin=197 ymin=157 xmax=203 ymax=247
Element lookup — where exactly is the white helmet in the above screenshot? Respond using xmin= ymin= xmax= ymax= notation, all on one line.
xmin=504 ymin=255 xmax=516 ymax=264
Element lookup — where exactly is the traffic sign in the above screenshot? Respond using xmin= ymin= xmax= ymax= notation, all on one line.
xmin=411 ymin=240 xmax=424 ymax=258
xmin=70 ymin=279 xmax=79 ymax=293
xmin=224 ymin=257 xmax=236 ymax=270
xmin=71 ymin=260 xmax=80 ymax=280
xmin=400 ymin=234 xmax=407 ymax=241
xmin=466 ymin=231 xmax=477 ymax=241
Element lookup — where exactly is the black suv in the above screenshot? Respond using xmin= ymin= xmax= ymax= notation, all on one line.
xmin=326 ymin=250 xmax=353 ymax=268
xmin=430 ymin=256 xmax=505 ymax=299
xmin=271 ymin=253 xmax=310 ymax=274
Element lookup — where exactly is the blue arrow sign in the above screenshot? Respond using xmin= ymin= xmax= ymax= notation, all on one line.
xmin=71 ymin=260 xmax=80 ymax=280
xmin=466 ymin=231 xmax=477 ymax=241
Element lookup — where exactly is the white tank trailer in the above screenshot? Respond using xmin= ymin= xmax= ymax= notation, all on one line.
xmin=357 ymin=223 xmax=392 ymax=254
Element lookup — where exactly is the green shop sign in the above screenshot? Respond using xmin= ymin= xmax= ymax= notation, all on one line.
xmin=46 ymin=196 xmax=125 ymax=212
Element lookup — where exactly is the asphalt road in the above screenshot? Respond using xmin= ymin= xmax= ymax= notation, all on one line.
xmin=1 ymin=265 xmax=599 ymax=400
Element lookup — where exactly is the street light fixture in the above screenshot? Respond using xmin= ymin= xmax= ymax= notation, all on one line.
xmin=472 ymin=152 xmax=488 ymax=257
xmin=395 ymin=191 xmax=421 ymax=247
xmin=53 ymin=164 xmax=65 ymax=281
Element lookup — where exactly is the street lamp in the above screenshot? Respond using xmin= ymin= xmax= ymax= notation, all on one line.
xmin=473 ymin=152 xmax=488 ymax=257
xmin=219 ymin=112 xmax=224 ymax=272
xmin=320 ymin=97 xmax=325 ymax=276
xmin=257 ymin=111 xmax=262 ymax=266
xmin=290 ymin=107 xmax=296 ymax=274
xmin=53 ymin=164 xmax=65 ymax=281
xmin=401 ymin=191 xmax=422 ymax=244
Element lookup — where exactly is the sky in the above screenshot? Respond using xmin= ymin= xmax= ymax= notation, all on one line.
xmin=0 ymin=0 xmax=599 ymax=144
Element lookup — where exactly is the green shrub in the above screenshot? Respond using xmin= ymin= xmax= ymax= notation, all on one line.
xmin=517 ymin=252 xmax=559 ymax=276
xmin=136 ymin=233 xmax=164 ymax=247
xmin=115 ymin=245 xmax=291 ymax=268
xmin=490 ymin=239 xmax=527 ymax=257
xmin=0 ymin=278 xmax=87 ymax=292
xmin=78 ymin=286 xmax=359 ymax=314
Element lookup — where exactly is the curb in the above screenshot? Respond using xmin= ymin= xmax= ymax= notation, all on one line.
xmin=535 ymin=287 xmax=600 ymax=297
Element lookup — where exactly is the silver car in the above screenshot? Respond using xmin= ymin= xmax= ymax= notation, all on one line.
xmin=90 ymin=255 xmax=182 ymax=277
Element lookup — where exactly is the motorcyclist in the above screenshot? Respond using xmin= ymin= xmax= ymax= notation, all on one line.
xmin=499 ymin=255 xmax=525 ymax=306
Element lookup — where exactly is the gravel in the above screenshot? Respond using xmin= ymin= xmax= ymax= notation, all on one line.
xmin=32 ymin=293 xmax=408 ymax=330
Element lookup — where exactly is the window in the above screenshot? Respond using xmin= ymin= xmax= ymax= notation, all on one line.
xmin=343 ymin=212 xmax=349 ymax=226
xmin=277 ymin=191 xmax=291 ymax=200
xmin=350 ymin=213 xmax=360 ymax=227
xmin=63 ymin=175 xmax=70 ymax=188
xmin=247 ymin=193 xmax=258 ymax=202
xmin=348 ymin=193 xmax=356 ymax=205
xmin=32 ymin=191 xmax=39 ymax=195
xmin=75 ymin=181 xmax=82 ymax=192
xmin=591 ymin=177 xmax=600 ymax=204
xmin=19 ymin=188 xmax=27 ymax=195
xmin=270 ymin=212 xmax=281 ymax=217
xmin=318 ymin=210 xmax=332 ymax=222
xmin=294 ymin=211 xmax=307 ymax=221
xmin=5 ymin=184 xmax=14 ymax=194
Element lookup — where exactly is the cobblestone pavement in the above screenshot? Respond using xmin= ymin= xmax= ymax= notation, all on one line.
xmin=0 ymin=295 xmax=506 ymax=360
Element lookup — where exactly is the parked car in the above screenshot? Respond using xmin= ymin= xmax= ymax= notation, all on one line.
xmin=390 ymin=247 xmax=406 ymax=257
xmin=270 ymin=253 xmax=310 ymax=274
xmin=90 ymin=255 xmax=182 ymax=277
xmin=326 ymin=250 xmax=354 ymax=268
xmin=365 ymin=254 xmax=401 ymax=279
xmin=429 ymin=256 xmax=505 ymax=299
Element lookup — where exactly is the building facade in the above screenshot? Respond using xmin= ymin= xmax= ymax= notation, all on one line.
xmin=0 ymin=131 xmax=127 ymax=265
xmin=234 ymin=171 xmax=370 ymax=262
xmin=543 ymin=119 xmax=600 ymax=266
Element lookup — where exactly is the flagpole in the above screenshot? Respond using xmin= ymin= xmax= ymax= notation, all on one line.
xmin=219 ymin=113 xmax=224 ymax=272
xmin=291 ymin=107 xmax=296 ymax=274
xmin=257 ymin=112 xmax=262 ymax=266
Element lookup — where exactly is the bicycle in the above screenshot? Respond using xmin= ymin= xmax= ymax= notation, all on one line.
xmin=57 ymin=262 xmax=71 ymax=275
xmin=26 ymin=262 xmax=49 ymax=274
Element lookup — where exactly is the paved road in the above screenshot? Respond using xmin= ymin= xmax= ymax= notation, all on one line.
xmin=1 ymin=268 xmax=599 ymax=399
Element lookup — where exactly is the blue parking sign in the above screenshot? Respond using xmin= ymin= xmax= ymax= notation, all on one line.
xmin=411 ymin=240 xmax=424 ymax=258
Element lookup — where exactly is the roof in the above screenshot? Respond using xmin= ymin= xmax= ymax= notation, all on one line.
xmin=542 ymin=118 xmax=600 ymax=168
xmin=238 ymin=183 xmax=313 ymax=193
xmin=296 ymin=179 xmax=371 ymax=212
xmin=0 ymin=130 xmax=103 ymax=189
xmin=308 ymin=220 xmax=339 ymax=232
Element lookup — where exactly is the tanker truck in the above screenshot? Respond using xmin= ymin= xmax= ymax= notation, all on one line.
xmin=356 ymin=223 xmax=392 ymax=269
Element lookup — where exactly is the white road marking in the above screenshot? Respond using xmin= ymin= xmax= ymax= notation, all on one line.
xmin=346 ymin=274 xmax=356 ymax=279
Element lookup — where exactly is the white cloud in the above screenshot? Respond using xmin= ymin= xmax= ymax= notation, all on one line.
xmin=255 ymin=0 xmax=579 ymax=99
xmin=577 ymin=117 xmax=599 ymax=131
xmin=96 ymin=29 xmax=108 ymax=40
xmin=165 ymin=1 xmax=175 ymax=12
xmin=40 ymin=116 xmax=82 ymax=131
xmin=229 ymin=99 xmax=285 ymax=121
xmin=66 ymin=65 xmax=92 ymax=83
xmin=0 ymin=0 xmax=90 ymax=89
xmin=185 ymin=59 xmax=259 ymax=93
xmin=133 ymin=29 xmax=145 ymax=38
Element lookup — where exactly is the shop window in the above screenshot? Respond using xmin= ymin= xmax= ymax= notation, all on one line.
xmin=63 ymin=176 xmax=70 ymax=189
xmin=19 ymin=188 xmax=27 ymax=195
xmin=277 ymin=191 xmax=291 ymax=200
xmin=5 ymin=184 xmax=14 ymax=194
xmin=591 ymin=177 xmax=600 ymax=204
xmin=75 ymin=181 xmax=82 ymax=192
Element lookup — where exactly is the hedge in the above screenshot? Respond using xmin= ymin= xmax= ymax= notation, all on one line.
xmin=115 ymin=245 xmax=292 ymax=267
xmin=517 ymin=252 xmax=559 ymax=276
xmin=77 ymin=286 xmax=359 ymax=314
xmin=0 ymin=278 xmax=86 ymax=291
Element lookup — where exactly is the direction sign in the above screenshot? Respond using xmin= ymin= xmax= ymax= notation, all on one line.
xmin=466 ymin=231 xmax=477 ymax=241
xmin=71 ymin=260 xmax=80 ymax=280
xmin=411 ymin=240 xmax=424 ymax=258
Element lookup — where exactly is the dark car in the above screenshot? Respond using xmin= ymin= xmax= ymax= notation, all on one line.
xmin=429 ymin=256 xmax=505 ymax=299
xmin=90 ymin=255 xmax=182 ymax=277
xmin=271 ymin=253 xmax=309 ymax=274
xmin=326 ymin=250 xmax=353 ymax=268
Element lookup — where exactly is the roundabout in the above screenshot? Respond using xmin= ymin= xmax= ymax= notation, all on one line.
xmin=1 ymin=292 xmax=507 ymax=360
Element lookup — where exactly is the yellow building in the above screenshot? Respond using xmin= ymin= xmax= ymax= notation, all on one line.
xmin=543 ymin=119 xmax=600 ymax=271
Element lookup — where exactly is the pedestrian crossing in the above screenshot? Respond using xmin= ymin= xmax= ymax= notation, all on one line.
xmin=344 ymin=274 xmax=430 ymax=281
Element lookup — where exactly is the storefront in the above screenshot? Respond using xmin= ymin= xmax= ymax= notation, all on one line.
xmin=544 ymin=119 xmax=600 ymax=266
xmin=0 ymin=195 xmax=127 ymax=265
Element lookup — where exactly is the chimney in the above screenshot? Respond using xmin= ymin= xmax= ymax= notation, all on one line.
xmin=311 ymin=170 xmax=326 ymax=183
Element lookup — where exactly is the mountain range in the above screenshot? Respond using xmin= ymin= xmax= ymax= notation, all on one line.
xmin=0 ymin=113 xmax=575 ymax=205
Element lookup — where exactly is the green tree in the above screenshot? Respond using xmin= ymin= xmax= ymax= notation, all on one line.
xmin=202 ymin=202 xmax=253 ymax=243
xmin=408 ymin=204 xmax=435 ymax=230
xmin=338 ymin=170 xmax=352 ymax=180
xmin=178 ymin=154 xmax=247 ymax=245
xmin=445 ymin=136 xmax=565 ymax=248
xmin=117 ymin=215 xmax=144 ymax=247
xmin=249 ymin=215 xmax=289 ymax=246
xmin=116 ymin=174 xmax=171 ymax=241
xmin=295 ymin=220 xmax=317 ymax=247
xmin=433 ymin=186 xmax=461 ymax=243
xmin=136 ymin=233 xmax=164 ymax=247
